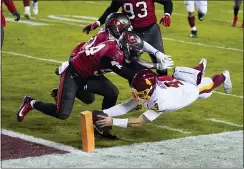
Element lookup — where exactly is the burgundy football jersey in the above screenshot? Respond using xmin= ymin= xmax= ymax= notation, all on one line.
xmin=71 ymin=40 xmax=124 ymax=78
xmin=70 ymin=29 xmax=111 ymax=57
xmin=120 ymin=0 xmax=157 ymax=29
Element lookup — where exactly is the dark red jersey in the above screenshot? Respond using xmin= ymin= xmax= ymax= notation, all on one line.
xmin=98 ymin=0 xmax=172 ymax=30
xmin=1 ymin=0 xmax=17 ymax=27
xmin=120 ymin=0 xmax=157 ymax=29
xmin=71 ymin=40 xmax=124 ymax=79
xmin=70 ymin=29 xmax=112 ymax=57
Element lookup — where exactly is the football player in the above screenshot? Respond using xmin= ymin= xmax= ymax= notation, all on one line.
xmin=51 ymin=13 xmax=173 ymax=104
xmin=94 ymin=58 xmax=232 ymax=128
xmin=184 ymin=0 xmax=208 ymax=37
xmin=83 ymin=0 xmax=173 ymax=75
xmin=1 ymin=0 xmax=20 ymax=48
xmin=232 ymin=0 xmax=243 ymax=28
xmin=16 ymin=31 xmax=171 ymax=123
xmin=23 ymin=0 xmax=38 ymax=19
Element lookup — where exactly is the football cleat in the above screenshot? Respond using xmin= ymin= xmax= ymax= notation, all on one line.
xmin=199 ymin=58 xmax=207 ymax=78
xmin=32 ymin=1 xmax=38 ymax=15
xmin=222 ymin=70 xmax=232 ymax=94
xmin=50 ymin=88 xmax=58 ymax=103
xmin=17 ymin=96 xmax=34 ymax=122
xmin=190 ymin=30 xmax=197 ymax=38
xmin=198 ymin=12 xmax=205 ymax=21
xmin=94 ymin=126 xmax=117 ymax=140
xmin=232 ymin=16 xmax=238 ymax=27
xmin=24 ymin=12 xmax=31 ymax=19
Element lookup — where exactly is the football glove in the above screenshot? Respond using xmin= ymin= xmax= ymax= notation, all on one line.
xmin=155 ymin=51 xmax=172 ymax=63
xmin=156 ymin=59 xmax=174 ymax=71
xmin=83 ymin=21 xmax=100 ymax=34
xmin=13 ymin=12 xmax=20 ymax=21
xmin=160 ymin=13 xmax=171 ymax=27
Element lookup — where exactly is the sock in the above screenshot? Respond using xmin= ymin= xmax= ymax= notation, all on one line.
xmin=211 ymin=74 xmax=226 ymax=89
xmin=188 ymin=16 xmax=196 ymax=29
xmin=33 ymin=101 xmax=59 ymax=118
xmin=193 ymin=63 xmax=204 ymax=72
xmin=23 ymin=0 xmax=30 ymax=7
xmin=24 ymin=6 xmax=30 ymax=13
xmin=234 ymin=5 xmax=239 ymax=17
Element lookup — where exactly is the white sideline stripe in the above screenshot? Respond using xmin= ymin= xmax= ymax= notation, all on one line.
xmin=163 ymin=37 xmax=243 ymax=52
xmin=152 ymin=124 xmax=191 ymax=134
xmin=5 ymin=18 xmax=49 ymax=26
xmin=82 ymin=1 xmax=104 ymax=5
xmin=213 ymin=91 xmax=243 ymax=99
xmin=2 ymin=51 xmax=62 ymax=64
xmin=39 ymin=18 xmax=86 ymax=27
xmin=48 ymin=15 xmax=92 ymax=24
xmin=2 ymin=51 xmax=243 ymax=99
xmin=228 ymin=10 xmax=243 ymax=13
xmin=1 ymin=129 xmax=83 ymax=153
xmin=207 ymin=118 xmax=243 ymax=127
xmin=64 ymin=15 xmax=98 ymax=20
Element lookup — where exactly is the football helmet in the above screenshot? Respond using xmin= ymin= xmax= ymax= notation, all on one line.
xmin=131 ymin=69 xmax=157 ymax=104
xmin=105 ymin=12 xmax=132 ymax=39
xmin=118 ymin=31 xmax=144 ymax=63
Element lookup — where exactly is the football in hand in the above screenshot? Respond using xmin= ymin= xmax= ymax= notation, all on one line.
xmin=92 ymin=110 xmax=112 ymax=132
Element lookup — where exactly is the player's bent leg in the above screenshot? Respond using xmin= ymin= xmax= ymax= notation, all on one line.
xmin=222 ymin=70 xmax=232 ymax=94
xmin=86 ymin=76 xmax=119 ymax=109
xmin=193 ymin=58 xmax=207 ymax=78
xmin=76 ymin=90 xmax=95 ymax=104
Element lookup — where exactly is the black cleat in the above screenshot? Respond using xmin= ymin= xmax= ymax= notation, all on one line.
xmin=190 ymin=30 xmax=198 ymax=38
xmin=198 ymin=12 xmax=205 ymax=21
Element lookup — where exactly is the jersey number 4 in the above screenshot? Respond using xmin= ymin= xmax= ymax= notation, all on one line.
xmin=164 ymin=80 xmax=183 ymax=88
xmin=123 ymin=1 xmax=148 ymax=19
xmin=85 ymin=43 xmax=105 ymax=56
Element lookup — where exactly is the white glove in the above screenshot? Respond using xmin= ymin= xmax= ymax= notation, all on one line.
xmin=155 ymin=51 xmax=172 ymax=62
xmin=156 ymin=59 xmax=174 ymax=70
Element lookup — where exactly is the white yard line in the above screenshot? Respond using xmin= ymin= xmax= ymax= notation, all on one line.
xmin=207 ymin=118 xmax=243 ymax=127
xmin=39 ymin=18 xmax=86 ymax=27
xmin=2 ymin=51 xmax=243 ymax=99
xmin=213 ymin=91 xmax=243 ymax=99
xmin=63 ymin=15 xmax=98 ymax=20
xmin=48 ymin=15 xmax=91 ymax=24
xmin=151 ymin=124 xmax=192 ymax=134
xmin=5 ymin=17 xmax=49 ymax=26
xmin=2 ymin=51 xmax=62 ymax=64
xmin=2 ymin=130 xmax=243 ymax=168
xmin=162 ymin=37 xmax=243 ymax=52
xmin=228 ymin=10 xmax=243 ymax=13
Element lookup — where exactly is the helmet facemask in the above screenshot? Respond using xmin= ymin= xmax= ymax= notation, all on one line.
xmin=131 ymin=85 xmax=155 ymax=105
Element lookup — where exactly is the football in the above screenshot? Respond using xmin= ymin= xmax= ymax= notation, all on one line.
xmin=92 ymin=110 xmax=112 ymax=132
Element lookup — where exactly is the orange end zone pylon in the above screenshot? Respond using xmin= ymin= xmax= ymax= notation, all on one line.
xmin=80 ymin=111 xmax=95 ymax=152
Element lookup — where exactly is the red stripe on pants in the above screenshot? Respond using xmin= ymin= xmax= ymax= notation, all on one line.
xmin=56 ymin=69 xmax=67 ymax=113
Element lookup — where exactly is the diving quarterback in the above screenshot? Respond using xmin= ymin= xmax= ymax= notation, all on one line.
xmin=83 ymin=0 xmax=173 ymax=75
xmin=93 ymin=59 xmax=232 ymax=129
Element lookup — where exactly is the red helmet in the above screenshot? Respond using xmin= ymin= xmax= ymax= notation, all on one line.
xmin=131 ymin=69 xmax=158 ymax=104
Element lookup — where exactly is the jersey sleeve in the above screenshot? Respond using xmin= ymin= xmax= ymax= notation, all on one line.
xmin=3 ymin=0 xmax=17 ymax=13
xmin=154 ymin=0 xmax=173 ymax=15
xmin=103 ymin=98 xmax=138 ymax=116
xmin=98 ymin=0 xmax=121 ymax=25
xmin=100 ymin=56 xmax=138 ymax=81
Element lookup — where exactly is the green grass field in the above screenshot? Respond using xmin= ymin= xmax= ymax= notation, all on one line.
xmin=1 ymin=1 xmax=243 ymax=149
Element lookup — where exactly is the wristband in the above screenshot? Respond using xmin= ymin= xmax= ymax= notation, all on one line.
xmin=112 ymin=118 xmax=128 ymax=128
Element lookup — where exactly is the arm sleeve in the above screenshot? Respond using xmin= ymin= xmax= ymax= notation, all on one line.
xmin=154 ymin=0 xmax=173 ymax=15
xmin=98 ymin=0 xmax=121 ymax=25
xmin=143 ymin=41 xmax=158 ymax=55
xmin=100 ymin=56 xmax=138 ymax=82
xmin=3 ymin=0 xmax=17 ymax=13
xmin=103 ymin=98 xmax=138 ymax=116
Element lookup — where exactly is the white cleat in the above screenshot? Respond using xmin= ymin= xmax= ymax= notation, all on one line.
xmin=24 ymin=12 xmax=31 ymax=19
xmin=222 ymin=70 xmax=232 ymax=94
xmin=33 ymin=2 xmax=39 ymax=15
xmin=199 ymin=58 xmax=207 ymax=78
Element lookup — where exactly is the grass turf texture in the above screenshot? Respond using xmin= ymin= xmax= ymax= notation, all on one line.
xmin=1 ymin=1 xmax=243 ymax=148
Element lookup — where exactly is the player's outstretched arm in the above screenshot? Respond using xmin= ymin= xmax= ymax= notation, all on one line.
xmin=82 ymin=0 xmax=120 ymax=34
xmin=155 ymin=0 xmax=173 ymax=27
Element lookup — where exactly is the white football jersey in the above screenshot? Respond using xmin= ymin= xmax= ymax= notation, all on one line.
xmin=143 ymin=80 xmax=199 ymax=121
